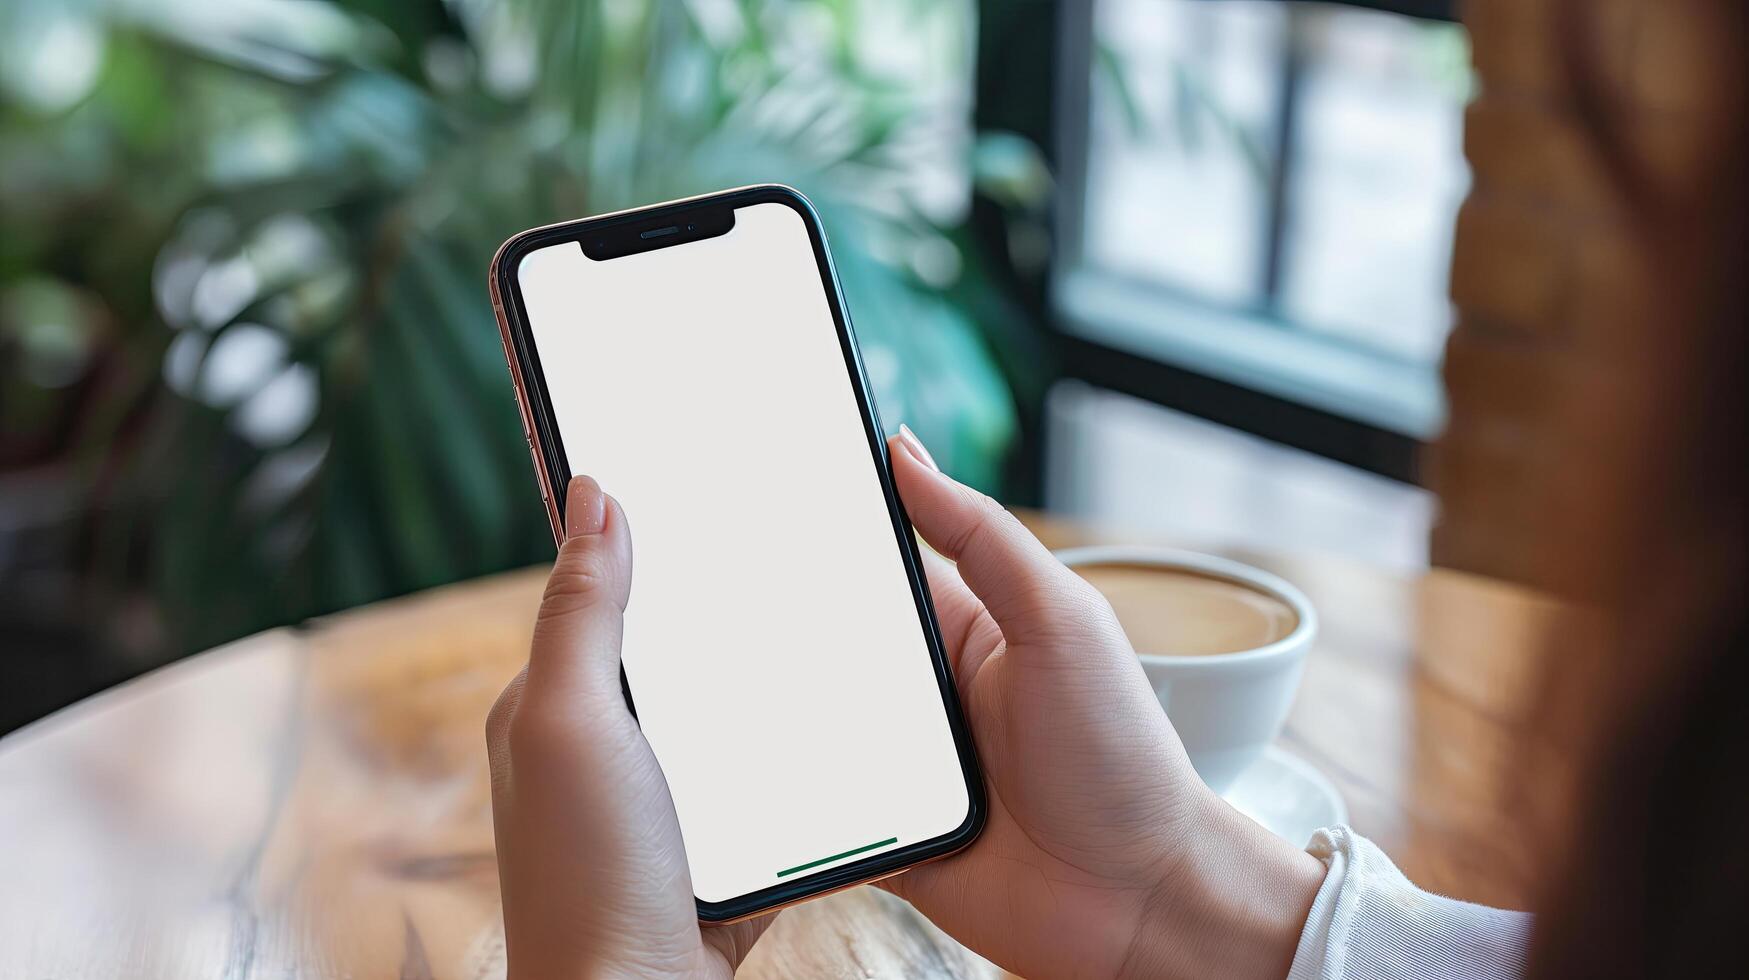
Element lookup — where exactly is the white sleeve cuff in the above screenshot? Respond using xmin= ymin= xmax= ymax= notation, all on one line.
xmin=1286 ymin=826 xmax=1532 ymax=980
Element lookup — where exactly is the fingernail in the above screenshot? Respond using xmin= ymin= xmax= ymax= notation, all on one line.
xmin=565 ymin=475 xmax=607 ymax=538
xmin=896 ymin=424 xmax=940 ymax=472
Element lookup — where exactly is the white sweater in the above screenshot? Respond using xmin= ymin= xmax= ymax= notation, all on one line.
xmin=1287 ymin=827 xmax=1533 ymax=980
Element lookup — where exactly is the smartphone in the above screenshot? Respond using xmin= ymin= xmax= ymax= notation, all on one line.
xmin=487 ymin=185 xmax=984 ymax=922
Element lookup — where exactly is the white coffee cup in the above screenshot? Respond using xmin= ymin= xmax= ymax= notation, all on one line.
xmin=1055 ymin=546 xmax=1317 ymax=795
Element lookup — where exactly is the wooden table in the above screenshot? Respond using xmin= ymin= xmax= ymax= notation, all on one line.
xmin=0 ymin=514 xmax=1575 ymax=978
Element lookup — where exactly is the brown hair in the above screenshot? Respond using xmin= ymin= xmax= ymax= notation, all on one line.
xmin=1525 ymin=1 xmax=1747 ymax=975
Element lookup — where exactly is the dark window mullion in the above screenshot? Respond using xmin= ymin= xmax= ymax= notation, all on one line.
xmin=1259 ymin=2 xmax=1305 ymax=308
xmin=1234 ymin=0 xmax=1457 ymax=23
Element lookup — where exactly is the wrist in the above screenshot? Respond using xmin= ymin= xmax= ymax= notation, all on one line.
xmin=1120 ymin=790 xmax=1327 ymax=980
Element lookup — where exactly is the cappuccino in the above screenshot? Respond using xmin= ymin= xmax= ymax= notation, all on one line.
xmin=1073 ymin=563 xmax=1298 ymax=657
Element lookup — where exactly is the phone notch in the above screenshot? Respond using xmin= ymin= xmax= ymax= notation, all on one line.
xmin=583 ymin=206 xmax=735 ymax=261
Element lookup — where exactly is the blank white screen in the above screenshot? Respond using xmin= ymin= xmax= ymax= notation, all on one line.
xmin=516 ymin=201 xmax=971 ymax=904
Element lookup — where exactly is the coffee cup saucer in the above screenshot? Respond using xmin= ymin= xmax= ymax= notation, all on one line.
xmin=1221 ymin=745 xmax=1347 ymax=847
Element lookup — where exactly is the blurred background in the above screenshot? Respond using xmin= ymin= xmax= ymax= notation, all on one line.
xmin=1 ymin=0 xmax=1470 ymax=733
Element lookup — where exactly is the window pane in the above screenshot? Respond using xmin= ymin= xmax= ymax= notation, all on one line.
xmin=1078 ymin=0 xmax=1473 ymax=373
xmin=1085 ymin=0 xmax=1283 ymax=307
xmin=1279 ymin=5 xmax=1471 ymax=364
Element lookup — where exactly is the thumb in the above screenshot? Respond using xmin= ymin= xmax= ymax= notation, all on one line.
xmin=526 ymin=474 xmax=634 ymax=704
xmin=889 ymin=427 xmax=1113 ymax=646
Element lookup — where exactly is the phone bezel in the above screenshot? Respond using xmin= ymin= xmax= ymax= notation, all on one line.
xmin=487 ymin=184 xmax=986 ymax=923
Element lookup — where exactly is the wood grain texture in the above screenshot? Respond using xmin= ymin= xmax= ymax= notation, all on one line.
xmin=0 ymin=513 xmax=1573 ymax=978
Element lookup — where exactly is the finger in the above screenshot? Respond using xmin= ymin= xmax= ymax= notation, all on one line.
xmin=918 ymin=549 xmax=977 ymax=654
xmin=526 ymin=475 xmax=634 ymax=703
xmin=918 ymin=548 xmax=1004 ymax=693
xmin=874 ymin=848 xmax=962 ymax=913
xmin=485 ymin=665 xmax=528 ymax=794
xmin=875 ymin=864 xmax=919 ymax=902
xmin=701 ymin=911 xmax=781 ymax=965
xmin=889 ymin=428 xmax=1106 ymax=645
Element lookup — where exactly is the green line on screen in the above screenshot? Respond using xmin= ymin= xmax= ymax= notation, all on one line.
xmin=776 ymin=837 xmax=899 ymax=878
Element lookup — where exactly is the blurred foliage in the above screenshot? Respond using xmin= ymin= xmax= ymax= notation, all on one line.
xmin=0 ymin=0 xmax=1040 ymax=656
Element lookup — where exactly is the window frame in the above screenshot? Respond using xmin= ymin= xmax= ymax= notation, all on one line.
xmin=973 ymin=0 xmax=1460 ymax=497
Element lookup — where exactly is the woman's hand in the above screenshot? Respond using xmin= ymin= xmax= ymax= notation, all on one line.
xmin=485 ymin=476 xmax=772 ymax=980
xmin=484 ymin=443 xmax=1322 ymax=979
xmin=883 ymin=427 xmax=1326 ymax=980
